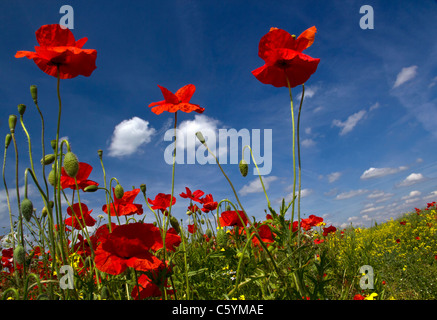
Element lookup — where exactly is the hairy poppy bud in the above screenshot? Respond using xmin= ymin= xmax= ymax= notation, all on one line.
xmin=17 ymin=104 xmax=26 ymax=116
xmin=140 ymin=183 xmax=146 ymax=195
xmin=41 ymin=154 xmax=56 ymax=165
xmin=114 ymin=183 xmax=124 ymax=199
xmin=5 ymin=134 xmax=12 ymax=149
xmin=30 ymin=85 xmax=38 ymax=103
xmin=205 ymin=228 xmax=212 ymax=239
xmin=239 ymin=159 xmax=248 ymax=177
xmin=170 ymin=216 xmax=180 ymax=234
xmin=84 ymin=185 xmax=99 ymax=192
xmin=101 ymin=286 xmax=110 ymax=300
xmin=195 ymin=131 xmax=206 ymax=145
xmin=14 ymin=245 xmax=26 ymax=265
xmin=21 ymin=198 xmax=34 ymax=222
xmin=63 ymin=151 xmax=79 ymax=178
xmin=48 ymin=168 xmax=57 ymax=186
xmin=216 ymin=229 xmax=227 ymax=247
xmin=8 ymin=115 xmax=17 ymax=133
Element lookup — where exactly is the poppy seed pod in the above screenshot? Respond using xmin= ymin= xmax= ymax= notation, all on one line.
xmin=97 ymin=149 xmax=103 ymax=158
xmin=17 ymin=104 xmax=26 ymax=116
xmin=14 ymin=245 xmax=26 ymax=265
xmin=40 ymin=154 xmax=56 ymax=165
xmin=114 ymin=183 xmax=124 ymax=199
xmin=21 ymin=198 xmax=34 ymax=222
xmin=239 ymin=159 xmax=248 ymax=177
xmin=140 ymin=183 xmax=146 ymax=195
xmin=63 ymin=151 xmax=79 ymax=178
xmin=5 ymin=134 xmax=12 ymax=149
xmin=8 ymin=115 xmax=17 ymax=133
xmin=30 ymin=85 xmax=37 ymax=103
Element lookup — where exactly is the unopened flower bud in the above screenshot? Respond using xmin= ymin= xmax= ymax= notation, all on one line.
xmin=186 ymin=210 xmax=192 ymax=216
xmin=170 ymin=216 xmax=180 ymax=233
xmin=8 ymin=115 xmax=17 ymax=133
xmin=216 ymin=229 xmax=227 ymax=247
xmin=97 ymin=149 xmax=103 ymax=159
xmin=114 ymin=183 xmax=124 ymax=199
xmin=195 ymin=131 xmax=206 ymax=145
xmin=14 ymin=245 xmax=26 ymax=265
xmin=30 ymin=85 xmax=38 ymax=103
xmin=140 ymin=184 xmax=147 ymax=195
xmin=50 ymin=139 xmax=57 ymax=150
xmin=205 ymin=228 xmax=212 ymax=239
xmin=17 ymin=104 xmax=26 ymax=116
xmin=40 ymin=154 xmax=56 ymax=165
xmin=48 ymin=169 xmax=57 ymax=186
xmin=84 ymin=185 xmax=99 ymax=192
xmin=21 ymin=198 xmax=34 ymax=222
xmin=63 ymin=151 xmax=79 ymax=178
xmin=5 ymin=134 xmax=12 ymax=149
xmin=239 ymin=159 xmax=248 ymax=177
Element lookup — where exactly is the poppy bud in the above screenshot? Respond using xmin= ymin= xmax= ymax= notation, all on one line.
xmin=8 ymin=115 xmax=17 ymax=133
xmin=21 ymin=198 xmax=34 ymax=222
xmin=216 ymin=229 xmax=227 ymax=247
xmin=170 ymin=216 xmax=180 ymax=234
xmin=205 ymin=228 xmax=212 ymax=239
xmin=30 ymin=85 xmax=38 ymax=103
xmin=97 ymin=149 xmax=103 ymax=159
xmin=140 ymin=183 xmax=147 ymax=195
xmin=14 ymin=245 xmax=26 ymax=265
xmin=5 ymin=134 xmax=12 ymax=149
xmin=239 ymin=159 xmax=248 ymax=177
xmin=48 ymin=168 xmax=57 ymax=186
xmin=186 ymin=210 xmax=192 ymax=216
xmin=41 ymin=201 xmax=53 ymax=218
xmin=195 ymin=131 xmax=206 ymax=145
xmin=101 ymin=286 xmax=110 ymax=300
xmin=84 ymin=185 xmax=99 ymax=192
xmin=17 ymin=104 xmax=26 ymax=116
xmin=50 ymin=139 xmax=57 ymax=150
xmin=41 ymin=154 xmax=56 ymax=165
xmin=63 ymin=151 xmax=79 ymax=178
xmin=200 ymin=219 xmax=205 ymax=224
xmin=114 ymin=183 xmax=124 ymax=199
xmin=37 ymin=293 xmax=49 ymax=300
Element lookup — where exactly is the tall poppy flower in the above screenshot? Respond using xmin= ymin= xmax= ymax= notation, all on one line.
xmin=60 ymin=162 xmax=98 ymax=191
xmin=94 ymin=222 xmax=165 ymax=275
xmin=147 ymin=193 xmax=176 ymax=215
xmin=15 ymin=24 xmax=97 ymax=79
xmin=148 ymin=84 xmax=205 ymax=115
xmin=200 ymin=194 xmax=218 ymax=213
xmin=219 ymin=210 xmax=249 ymax=228
xmin=180 ymin=187 xmax=204 ymax=203
xmin=251 ymin=224 xmax=275 ymax=248
xmin=102 ymin=188 xmax=143 ymax=217
xmin=322 ymin=225 xmax=337 ymax=237
xmin=65 ymin=203 xmax=96 ymax=230
xmin=252 ymin=26 xmax=320 ymax=88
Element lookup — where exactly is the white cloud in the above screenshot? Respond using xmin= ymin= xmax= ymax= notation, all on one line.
xmin=108 ymin=117 xmax=156 ymax=157
xmin=423 ymin=190 xmax=437 ymax=201
xmin=304 ymin=86 xmax=317 ymax=98
xmin=301 ymin=139 xmax=315 ymax=148
xmin=327 ymin=172 xmax=342 ymax=183
xmin=397 ymin=173 xmax=426 ymax=187
xmin=360 ymin=166 xmax=408 ymax=179
xmin=240 ymin=176 xmax=278 ymax=196
xmin=335 ymin=189 xmax=368 ymax=200
xmin=401 ymin=190 xmax=421 ymax=200
xmin=360 ymin=205 xmax=385 ymax=214
xmin=332 ymin=110 xmax=366 ymax=136
xmin=393 ymin=65 xmax=418 ymax=88
xmin=283 ymin=188 xmax=313 ymax=202
xmin=369 ymin=102 xmax=380 ymax=111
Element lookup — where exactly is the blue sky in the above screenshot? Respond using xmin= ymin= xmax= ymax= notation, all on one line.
xmin=1 ymin=0 xmax=437 ymax=236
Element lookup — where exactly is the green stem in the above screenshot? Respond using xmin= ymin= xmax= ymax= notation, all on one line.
xmin=296 ymin=84 xmax=305 ymax=250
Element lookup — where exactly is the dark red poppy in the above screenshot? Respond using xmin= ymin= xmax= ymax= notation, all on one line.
xmin=322 ymin=225 xmax=337 ymax=237
xmin=147 ymin=193 xmax=176 ymax=215
xmin=180 ymin=187 xmax=204 ymax=203
xmin=148 ymin=84 xmax=205 ymax=115
xmin=65 ymin=203 xmax=96 ymax=230
xmin=60 ymin=162 xmax=99 ymax=191
xmin=188 ymin=204 xmax=200 ymax=213
xmin=219 ymin=210 xmax=248 ymax=228
xmin=200 ymin=194 xmax=218 ymax=213
xmin=300 ymin=215 xmax=324 ymax=231
xmin=353 ymin=294 xmax=365 ymax=300
xmin=94 ymin=222 xmax=165 ymax=275
xmin=252 ymin=224 xmax=274 ymax=248
xmin=15 ymin=24 xmax=97 ymax=79
xmin=252 ymin=26 xmax=320 ymax=88
xmin=102 ymin=188 xmax=143 ymax=217
xmin=131 ymin=265 xmax=173 ymax=300
xmin=400 ymin=221 xmax=406 ymax=225
xmin=1 ymin=248 xmax=14 ymax=272
xmin=188 ymin=224 xmax=197 ymax=234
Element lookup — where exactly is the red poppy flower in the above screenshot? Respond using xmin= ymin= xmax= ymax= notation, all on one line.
xmin=94 ymin=222 xmax=165 ymax=275
xmin=102 ymin=188 xmax=143 ymax=217
xmin=219 ymin=210 xmax=248 ymax=228
xmin=1 ymin=248 xmax=14 ymax=272
xmin=147 ymin=193 xmax=176 ymax=215
xmin=200 ymin=194 xmax=218 ymax=213
xmin=252 ymin=224 xmax=274 ymax=247
xmin=15 ymin=24 xmax=97 ymax=79
xmin=322 ymin=225 xmax=337 ymax=237
xmin=180 ymin=187 xmax=204 ymax=203
xmin=148 ymin=84 xmax=205 ymax=115
xmin=396 ymin=239 xmax=401 ymax=243
xmin=188 ymin=204 xmax=200 ymax=213
xmin=400 ymin=221 xmax=406 ymax=225
xmin=188 ymin=224 xmax=197 ymax=234
xmin=252 ymin=26 xmax=320 ymax=88
xmin=60 ymin=162 xmax=99 ymax=191
xmin=301 ymin=214 xmax=324 ymax=231
xmin=65 ymin=203 xmax=96 ymax=230
xmin=131 ymin=265 xmax=174 ymax=300
xmin=353 ymin=294 xmax=365 ymax=300
xmin=314 ymin=238 xmax=324 ymax=245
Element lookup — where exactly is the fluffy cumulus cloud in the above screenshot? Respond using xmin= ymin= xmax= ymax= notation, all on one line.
xmin=332 ymin=110 xmax=366 ymax=136
xmin=393 ymin=65 xmax=418 ymax=88
xmin=335 ymin=189 xmax=368 ymax=200
xmin=397 ymin=173 xmax=426 ymax=187
xmin=239 ymin=176 xmax=278 ymax=196
xmin=108 ymin=117 xmax=156 ymax=157
xmin=327 ymin=172 xmax=342 ymax=183
xmin=360 ymin=166 xmax=408 ymax=179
